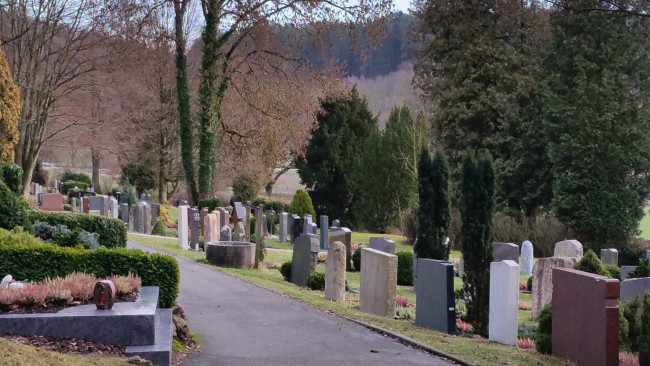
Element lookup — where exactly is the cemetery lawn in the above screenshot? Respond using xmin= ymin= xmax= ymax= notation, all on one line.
xmin=640 ymin=207 xmax=650 ymax=239
xmin=0 ymin=337 xmax=131 ymax=366
xmin=129 ymin=235 xmax=566 ymax=365
xmin=267 ymin=232 xmax=415 ymax=252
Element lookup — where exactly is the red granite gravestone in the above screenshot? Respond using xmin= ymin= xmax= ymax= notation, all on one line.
xmin=41 ymin=193 xmax=63 ymax=211
xmin=552 ymin=268 xmax=619 ymax=366
xmin=82 ymin=197 xmax=90 ymax=214
xmin=200 ymin=208 xmax=209 ymax=236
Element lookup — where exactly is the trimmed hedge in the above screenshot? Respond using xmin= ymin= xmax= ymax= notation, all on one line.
xmin=0 ymin=242 xmax=179 ymax=308
xmin=27 ymin=210 xmax=126 ymax=248
xmin=61 ymin=180 xmax=89 ymax=194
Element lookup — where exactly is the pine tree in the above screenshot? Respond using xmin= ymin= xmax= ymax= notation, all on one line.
xmin=414 ymin=148 xmax=451 ymax=260
xmin=413 ymin=0 xmax=550 ymax=213
xmin=296 ymin=87 xmax=377 ymax=226
xmin=0 ymin=43 xmax=20 ymax=163
xmin=543 ymin=0 xmax=650 ymax=251
xmin=460 ymin=154 xmax=495 ymax=336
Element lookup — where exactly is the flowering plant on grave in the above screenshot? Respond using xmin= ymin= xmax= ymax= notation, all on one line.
xmin=456 ymin=318 xmax=474 ymax=334
xmin=517 ymin=337 xmax=535 ymax=349
xmin=519 ymin=282 xmax=528 ymax=291
xmin=317 ymin=253 xmax=327 ymax=263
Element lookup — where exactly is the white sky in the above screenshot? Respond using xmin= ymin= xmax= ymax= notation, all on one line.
xmin=393 ymin=0 xmax=412 ymax=13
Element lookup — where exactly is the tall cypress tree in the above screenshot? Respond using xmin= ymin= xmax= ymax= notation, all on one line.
xmin=414 ymin=148 xmax=450 ymax=260
xmin=460 ymin=154 xmax=495 ymax=337
xmin=543 ymin=0 xmax=650 ymax=251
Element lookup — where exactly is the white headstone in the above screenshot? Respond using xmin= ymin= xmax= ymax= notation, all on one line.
xmin=489 ymin=260 xmax=519 ymax=346
xmin=178 ymin=205 xmax=189 ymax=250
xmin=520 ymin=240 xmax=533 ymax=275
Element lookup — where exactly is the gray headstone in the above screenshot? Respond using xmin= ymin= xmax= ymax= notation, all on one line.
xmin=129 ymin=204 xmax=136 ymax=231
xmin=369 ymin=237 xmax=395 ymax=255
xmin=190 ymin=208 xmax=200 ymax=248
xmin=415 ymin=259 xmax=455 ymax=333
xmin=520 ymin=241 xmax=533 ymax=275
xmin=332 ymin=219 xmax=340 ymax=228
xmin=178 ymin=205 xmax=189 ymax=250
xmin=143 ymin=203 xmax=152 ymax=234
xmin=216 ymin=207 xmax=229 ymax=230
xmin=621 ymin=278 xmax=650 ymax=304
xmin=221 ymin=225 xmax=232 ymax=241
xmin=290 ymin=234 xmax=319 ymax=287
xmin=325 ymin=241 xmax=346 ymax=301
xmin=319 ymin=215 xmax=329 ymax=250
xmin=360 ymin=248 xmax=397 ymax=317
xmin=110 ymin=198 xmax=118 ymax=219
xmin=600 ymin=249 xmax=618 ymax=266
xmin=308 ymin=222 xmax=318 ymax=236
xmin=489 ymin=260 xmax=519 ymax=345
xmin=89 ymin=196 xmax=101 ymax=211
xmin=233 ymin=222 xmax=246 ymax=241
xmin=622 ymin=266 xmax=637 ymax=280
xmin=37 ymin=192 xmax=43 ymax=206
xmin=646 ymin=250 xmax=650 ymax=260
xmin=290 ymin=214 xmax=301 ymax=243
xmin=330 ymin=227 xmax=353 ymax=271
xmin=554 ymin=240 xmax=583 ymax=258
xmin=493 ymin=242 xmax=519 ymax=264
xmin=135 ymin=203 xmax=145 ymax=233
xmin=303 ymin=215 xmax=313 ymax=235
xmin=100 ymin=196 xmax=110 ymax=217
xmin=279 ymin=212 xmax=288 ymax=243
xmin=233 ymin=202 xmax=246 ymax=222
xmin=151 ymin=203 xmax=160 ymax=226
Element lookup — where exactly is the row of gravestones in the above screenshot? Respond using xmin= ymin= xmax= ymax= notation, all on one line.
xmin=277 ymin=213 xmax=341 ymax=248
xmin=287 ymin=232 xmax=521 ymax=347
xmin=119 ymin=202 xmax=160 ymax=235
xmin=177 ymin=204 xmax=252 ymax=250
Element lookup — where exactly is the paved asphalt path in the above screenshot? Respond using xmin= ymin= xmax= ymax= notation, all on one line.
xmin=128 ymin=239 xmax=453 ymax=366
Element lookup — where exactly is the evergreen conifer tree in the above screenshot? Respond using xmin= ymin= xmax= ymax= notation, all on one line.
xmin=460 ymin=154 xmax=495 ymax=336
xmin=0 ymin=43 xmax=20 ymax=163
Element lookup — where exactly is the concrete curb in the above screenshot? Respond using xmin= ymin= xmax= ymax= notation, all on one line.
xmin=128 ymin=239 xmax=474 ymax=366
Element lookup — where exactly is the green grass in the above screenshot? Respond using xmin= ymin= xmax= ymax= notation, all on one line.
xmin=267 ymin=232 xmax=413 ymax=252
xmin=129 ymin=234 xmax=567 ymax=365
xmin=640 ymin=207 xmax=650 ymax=239
xmin=0 ymin=337 xmax=131 ymax=366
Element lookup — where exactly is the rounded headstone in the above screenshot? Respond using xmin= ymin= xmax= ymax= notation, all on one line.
xmin=520 ymin=240 xmax=533 ymax=275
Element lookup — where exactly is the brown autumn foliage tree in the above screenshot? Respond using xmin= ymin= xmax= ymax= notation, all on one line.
xmin=0 ymin=42 xmax=20 ymax=163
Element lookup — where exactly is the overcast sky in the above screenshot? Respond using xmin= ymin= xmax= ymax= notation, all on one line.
xmin=393 ymin=0 xmax=411 ymax=13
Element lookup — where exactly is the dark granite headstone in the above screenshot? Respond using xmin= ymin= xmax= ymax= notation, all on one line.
xmin=320 ymin=215 xmax=329 ymax=250
xmin=121 ymin=203 xmax=129 ymax=225
xmin=290 ymin=234 xmax=319 ymax=287
xmin=494 ymin=242 xmax=519 ymax=265
xmin=552 ymin=268 xmax=619 ymax=366
xmin=190 ymin=208 xmax=200 ymax=249
xmin=415 ymin=259 xmax=455 ymax=333
xmin=621 ymin=278 xmax=650 ymax=304
xmin=290 ymin=214 xmax=301 ymax=243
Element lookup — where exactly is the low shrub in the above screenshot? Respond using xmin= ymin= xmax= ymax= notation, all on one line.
xmin=63 ymin=204 xmax=71 ymax=211
xmin=396 ymin=296 xmax=411 ymax=307
xmin=158 ymin=206 xmax=173 ymax=228
xmin=630 ymin=259 xmax=650 ymax=279
xmin=60 ymin=172 xmax=91 ymax=186
xmin=641 ymin=291 xmax=650 ymax=365
xmin=61 ymin=180 xmax=89 ymax=194
xmin=527 ymin=276 xmax=532 ymax=291
xmin=33 ymin=221 xmax=99 ymax=249
xmin=0 ymin=228 xmax=42 ymax=246
xmin=306 ymin=272 xmax=325 ymax=290
xmin=250 ymin=233 xmax=266 ymax=262
xmin=26 ymin=210 xmax=126 ymax=248
xmin=352 ymin=247 xmax=361 ymax=272
xmin=280 ymin=261 xmax=291 ymax=282
xmin=198 ymin=197 xmax=222 ymax=212
xmin=517 ymin=337 xmax=535 ymax=349
xmin=624 ymin=295 xmax=642 ymax=352
xmin=620 ymin=300 xmax=631 ymax=351
xmin=0 ymin=179 xmax=31 ymax=231
xmin=397 ymin=251 xmax=413 ymax=286
xmin=232 ymin=175 xmax=259 ymax=203
xmin=0 ymin=162 xmax=23 ymax=194
xmin=0 ymin=242 xmax=179 ymax=308
xmin=574 ymin=250 xmax=610 ymax=277
xmin=151 ymin=221 xmax=165 ymax=236
xmin=535 ymin=302 xmax=552 ymax=354
xmin=518 ymin=322 xmax=537 ymax=339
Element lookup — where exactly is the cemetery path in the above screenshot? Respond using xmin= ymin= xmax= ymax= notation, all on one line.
xmin=127 ymin=240 xmax=454 ymax=366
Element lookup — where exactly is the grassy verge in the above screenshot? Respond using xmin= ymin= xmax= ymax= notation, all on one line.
xmin=129 ymin=234 xmax=565 ymax=365
xmin=0 ymin=337 xmax=131 ymax=366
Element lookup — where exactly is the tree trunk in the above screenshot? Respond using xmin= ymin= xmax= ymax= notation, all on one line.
xmin=158 ymin=132 xmax=167 ymax=203
xmin=91 ymin=148 xmax=101 ymax=193
xmin=20 ymin=149 xmax=38 ymax=198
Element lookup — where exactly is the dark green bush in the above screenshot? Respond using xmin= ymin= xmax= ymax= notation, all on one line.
xmin=606 ymin=264 xmax=621 ymax=280
xmin=232 ymin=175 xmax=259 ymax=203
xmin=280 ymin=261 xmax=291 ymax=281
xmin=198 ymin=197 xmax=222 ymax=212
xmin=574 ymin=249 xmax=610 ymax=277
xmin=630 ymin=258 xmax=650 ymax=279
xmin=518 ymin=322 xmax=537 ymax=339
xmin=26 ymin=210 xmax=126 ymax=248
xmin=60 ymin=171 xmax=91 ymax=186
xmin=352 ymin=247 xmax=361 ymax=272
xmin=122 ymin=183 xmax=137 ymax=205
xmin=63 ymin=204 xmax=71 ymax=211
xmin=640 ymin=291 xmax=650 ymax=365
xmin=620 ymin=300 xmax=631 ymax=351
xmin=250 ymin=233 xmax=266 ymax=262
xmin=535 ymin=302 xmax=552 ymax=354
xmin=306 ymin=272 xmax=325 ymax=290
xmin=289 ymin=189 xmax=315 ymax=229
xmin=151 ymin=221 xmax=165 ymax=236
xmin=623 ymin=295 xmax=642 ymax=352
xmin=527 ymin=276 xmax=532 ymax=291
xmin=32 ymin=221 xmax=99 ymax=249
xmin=0 ymin=180 xmax=30 ymax=231
xmin=397 ymin=251 xmax=413 ymax=286
xmin=61 ymin=180 xmax=89 ymax=194
xmin=31 ymin=161 xmax=48 ymax=186
xmin=0 ymin=162 xmax=23 ymax=194
xmin=0 ymin=242 xmax=179 ymax=307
